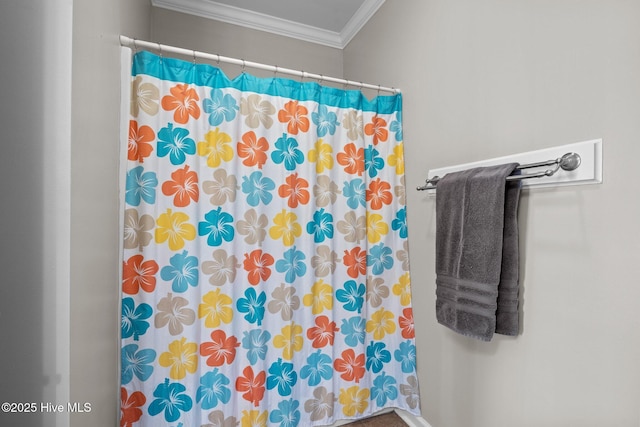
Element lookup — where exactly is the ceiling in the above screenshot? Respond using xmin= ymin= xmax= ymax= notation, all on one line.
xmin=150 ymin=0 xmax=386 ymax=49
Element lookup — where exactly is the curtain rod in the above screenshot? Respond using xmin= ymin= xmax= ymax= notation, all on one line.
xmin=120 ymin=35 xmax=400 ymax=94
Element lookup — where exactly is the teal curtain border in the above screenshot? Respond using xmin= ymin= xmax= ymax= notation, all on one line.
xmin=131 ymin=50 xmax=402 ymax=115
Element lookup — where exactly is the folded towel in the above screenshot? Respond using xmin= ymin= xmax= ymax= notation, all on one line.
xmin=495 ymin=174 xmax=521 ymax=336
xmin=435 ymin=163 xmax=521 ymax=341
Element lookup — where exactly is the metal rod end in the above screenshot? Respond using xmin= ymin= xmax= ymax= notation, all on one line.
xmin=560 ymin=152 xmax=581 ymax=171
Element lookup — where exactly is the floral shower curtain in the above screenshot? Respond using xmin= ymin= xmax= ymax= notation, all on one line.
xmin=120 ymin=49 xmax=419 ymax=426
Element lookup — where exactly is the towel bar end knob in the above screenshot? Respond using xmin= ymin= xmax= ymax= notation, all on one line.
xmin=560 ymin=152 xmax=581 ymax=171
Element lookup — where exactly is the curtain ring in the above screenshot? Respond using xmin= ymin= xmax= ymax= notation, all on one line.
xmin=192 ymin=50 xmax=197 ymax=65
xmin=215 ymin=54 xmax=220 ymax=65
xmin=157 ymin=43 xmax=163 ymax=61
xmin=132 ymin=38 xmax=137 ymax=52
xmin=273 ymin=65 xmax=278 ymax=77
xmin=241 ymin=59 xmax=246 ymax=73
xmin=300 ymin=71 xmax=305 ymax=82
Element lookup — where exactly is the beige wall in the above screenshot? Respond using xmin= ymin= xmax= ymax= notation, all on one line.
xmin=345 ymin=1 xmax=640 ymax=426
xmin=0 ymin=1 xmax=151 ymax=426
xmin=1 ymin=2 xmax=72 ymax=426
xmin=70 ymin=0 xmax=150 ymax=425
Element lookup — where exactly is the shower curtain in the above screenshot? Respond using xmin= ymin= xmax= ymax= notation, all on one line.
xmin=120 ymin=49 xmax=419 ymax=426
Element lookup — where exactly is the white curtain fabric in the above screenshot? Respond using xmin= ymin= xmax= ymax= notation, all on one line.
xmin=120 ymin=49 xmax=420 ymax=426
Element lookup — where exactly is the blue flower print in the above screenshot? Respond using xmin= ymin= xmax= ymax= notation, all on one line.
xmin=395 ymin=340 xmax=417 ymax=374
xmin=312 ymin=105 xmax=339 ymax=137
xmin=196 ymin=368 xmax=232 ymax=410
xmin=242 ymin=329 xmax=272 ymax=365
xmin=336 ymin=280 xmax=365 ymax=313
xmin=160 ymin=250 xmax=199 ymax=293
xmin=300 ymin=350 xmax=333 ymax=387
xmin=121 ymin=297 xmax=152 ymax=341
xmin=390 ymin=110 xmax=403 ymax=141
xmin=157 ymin=123 xmax=196 ymax=165
xmin=364 ymin=144 xmax=384 ymax=179
xmin=269 ymin=399 xmax=301 ymax=427
xmin=275 ymin=246 xmax=307 ymax=284
xmin=392 ymin=207 xmax=408 ymax=239
xmin=343 ymin=179 xmax=366 ymax=209
xmin=340 ymin=316 xmax=366 ymax=347
xmin=198 ymin=207 xmax=235 ymax=247
xmin=241 ymin=171 xmax=275 ymax=207
xmin=272 ymin=133 xmax=304 ymax=171
xmin=306 ymin=208 xmax=334 ymax=243
xmin=203 ymin=88 xmax=239 ymax=126
xmin=367 ymin=243 xmax=394 ymax=275
xmin=148 ymin=378 xmax=193 ymax=422
xmin=370 ymin=373 xmax=398 ymax=407
xmin=366 ymin=341 xmax=391 ymax=374
xmin=121 ymin=344 xmax=156 ymax=384
xmin=236 ymin=288 xmax=266 ymax=326
xmin=267 ymin=358 xmax=298 ymax=396
xmin=125 ymin=166 xmax=157 ymax=206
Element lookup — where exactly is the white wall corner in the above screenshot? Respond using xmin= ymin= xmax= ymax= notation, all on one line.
xmin=340 ymin=0 xmax=386 ymax=47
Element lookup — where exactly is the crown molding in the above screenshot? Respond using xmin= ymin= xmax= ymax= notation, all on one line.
xmin=340 ymin=0 xmax=385 ymax=47
xmin=151 ymin=0 xmax=385 ymax=49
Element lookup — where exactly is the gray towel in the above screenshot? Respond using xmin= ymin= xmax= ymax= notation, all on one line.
xmin=435 ymin=163 xmax=521 ymax=341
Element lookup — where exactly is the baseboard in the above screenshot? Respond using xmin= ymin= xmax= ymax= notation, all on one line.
xmin=325 ymin=408 xmax=432 ymax=427
xmin=393 ymin=408 xmax=433 ymax=427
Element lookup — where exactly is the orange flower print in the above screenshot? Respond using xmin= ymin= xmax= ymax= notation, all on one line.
xmin=337 ymin=142 xmax=364 ymax=176
xmin=120 ymin=387 xmax=145 ymax=427
xmin=278 ymin=173 xmax=310 ymax=208
xmin=399 ymin=307 xmax=415 ymax=339
xmin=237 ymin=131 xmax=269 ymax=169
xmin=278 ymin=100 xmax=309 ymax=134
xmin=128 ymin=120 xmax=155 ymax=162
xmin=307 ymin=315 xmax=339 ymax=348
xmin=122 ymin=254 xmax=159 ymax=295
xmin=333 ymin=349 xmax=365 ymax=383
xmin=243 ymin=249 xmax=274 ymax=286
xmin=200 ymin=329 xmax=240 ymax=367
xmin=364 ymin=116 xmax=388 ymax=145
xmin=343 ymin=247 xmax=366 ymax=279
xmin=161 ymin=83 xmax=201 ymax=124
xmin=161 ymin=165 xmax=199 ymax=207
xmin=366 ymin=178 xmax=393 ymax=210
xmin=235 ymin=366 xmax=266 ymax=407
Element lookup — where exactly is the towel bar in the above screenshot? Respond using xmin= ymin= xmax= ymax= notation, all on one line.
xmin=416 ymin=152 xmax=581 ymax=191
